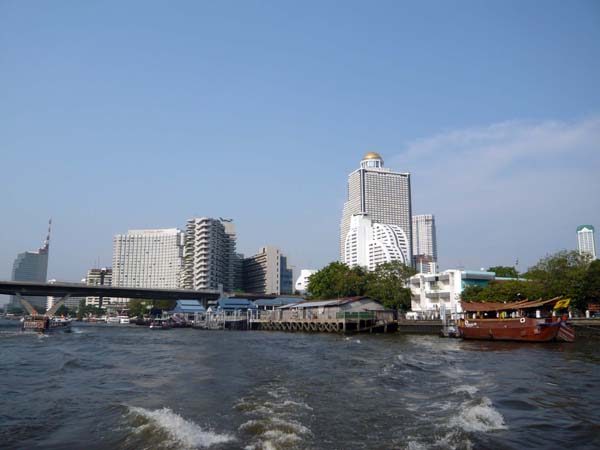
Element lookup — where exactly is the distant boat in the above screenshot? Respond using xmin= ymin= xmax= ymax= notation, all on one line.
xmin=107 ymin=315 xmax=130 ymax=324
xmin=149 ymin=318 xmax=172 ymax=330
xmin=458 ymin=297 xmax=575 ymax=342
xmin=19 ymin=298 xmax=72 ymax=333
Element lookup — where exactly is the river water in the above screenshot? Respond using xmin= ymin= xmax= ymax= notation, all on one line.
xmin=1 ymin=319 xmax=599 ymax=450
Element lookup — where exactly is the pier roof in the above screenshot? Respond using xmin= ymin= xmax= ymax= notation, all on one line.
xmin=278 ymin=296 xmax=372 ymax=309
xmin=461 ymin=297 xmax=562 ymax=312
xmin=254 ymin=297 xmax=301 ymax=307
xmin=171 ymin=300 xmax=206 ymax=313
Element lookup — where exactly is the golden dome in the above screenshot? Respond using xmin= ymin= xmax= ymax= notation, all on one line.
xmin=362 ymin=152 xmax=383 ymax=160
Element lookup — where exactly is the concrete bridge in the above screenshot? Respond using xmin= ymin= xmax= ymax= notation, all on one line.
xmin=0 ymin=280 xmax=221 ymax=307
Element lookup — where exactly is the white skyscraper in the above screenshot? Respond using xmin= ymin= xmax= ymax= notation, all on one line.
xmin=412 ymin=214 xmax=438 ymax=274
xmin=340 ymin=152 xmax=412 ymax=264
xmin=344 ymin=214 xmax=410 ymax=271
xmin=577 ymin=225 xmax=596 ymax=259
xmin=295 ymin=269 xmax=317 ymax=295
xmin=112 ymin=229 xmax=185 ymax=289
xmin=182 ymin=218 xmax=238 ymax=292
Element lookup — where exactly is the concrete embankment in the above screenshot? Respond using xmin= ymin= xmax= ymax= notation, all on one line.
xmin=397 ymin=320 xmax=443 ymax=335
xmin=570 ymin=319 xmax=600 ymax=339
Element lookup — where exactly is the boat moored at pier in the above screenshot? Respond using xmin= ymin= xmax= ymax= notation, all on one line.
xmin=458 ymin=297 xmax=575 ymax=342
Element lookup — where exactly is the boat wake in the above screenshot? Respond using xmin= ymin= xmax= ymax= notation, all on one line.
xmin=126 ymin=405 xmax=234 ymax=449
xmin=452 ymin=397 xmax=507 ymax=433
xmin=235 ymin=385 xmax=313 ymax=450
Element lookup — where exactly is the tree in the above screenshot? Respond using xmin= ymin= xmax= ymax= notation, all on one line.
xmin=579 ymin=259 xmax=600 ymax=311
xmin=461 ymin=285 xmax=484 ymax=303
xmin=76 ymin=299 xmax=103 ymax=319
xmin=365 ymin=261 xmax=416 ymax=310
xmin=128 ymin=299 xmax=175 ymax=317
xmin=462 ymin=251 xmax=592 ymax=310
xmin=460 ymin=280 xmax=544 ymax=303
xmin=307 ymin=262 xmax=369 ymax=300
xmin=525 ymin=250 xmax=589 ymax=302
xmin=488 ymin=266 xmax=519 ymax=278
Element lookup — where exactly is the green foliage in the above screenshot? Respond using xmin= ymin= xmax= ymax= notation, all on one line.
xmin=460 ymin=285 xmax=484 ymax=303
xmin=128 ymin=299 xmax=175 ymax=317
xmin=365 ymin=261 xmax=416 ymax=310
xmin=307 ymin=260 xmax=415 ymax=311
xmin=488 ymin=266 xmax=519 ymax=278
xmin=76 ymin=298 xmax=103 ymax=319
xmin=307 ymin=262 xmax=370 ymax=300
xmin=524 ymin=250 xmax=589 ymax=302
xmin=579 ymin=259 xmax=600 ymax=311
xmin=462 ymin=251 xmax=596 ymax=311
xmin=461 ymin=280 xmax=544 ymax=303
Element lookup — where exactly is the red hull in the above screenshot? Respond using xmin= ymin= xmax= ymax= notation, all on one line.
xmin=459 ymin=318 xmax=574 ymax=342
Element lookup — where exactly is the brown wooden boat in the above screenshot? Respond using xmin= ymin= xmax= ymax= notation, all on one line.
xmin=458 ymin=297 xmax=575 ymax=342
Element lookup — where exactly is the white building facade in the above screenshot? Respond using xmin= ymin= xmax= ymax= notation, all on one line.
xmin=182 ymin=218 xmax=238 ymax=292
xmin=409 ymin=270 xmax=496 ymax=319
xmin=294 ymin=269 xmax=317 ymax=295
xmin=112 ymin=229 xmax=185 ymax=289
xmin=412 ymin=214 xmax=438 ymax=274
xmin=344 ymin=213 xmax=410 ymax=270
xmin=340 ymin=152 xmax=412 ymax=264
xmin=577 ymin=225 xmax=596 ymax=259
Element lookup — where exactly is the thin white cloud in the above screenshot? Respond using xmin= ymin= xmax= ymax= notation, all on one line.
xmin=391 ymin=117 xmax=600 ymax=270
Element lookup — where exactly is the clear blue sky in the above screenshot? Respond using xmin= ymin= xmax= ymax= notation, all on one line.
xmin=1 ymin=0 xmax=599 ymax=288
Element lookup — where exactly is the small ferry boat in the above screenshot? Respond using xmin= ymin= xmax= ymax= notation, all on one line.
xmin=22 ymin=315 xmax=72 ymax=333
xmin=107 ymin=315 xmax=130 ymax=324
xmin=19 ymin=298 xmax=72 ymax=333
xmin=458 ymin=297 xmax=575 ymax=342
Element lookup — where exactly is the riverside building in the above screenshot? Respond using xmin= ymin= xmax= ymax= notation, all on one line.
xmin=577 ymin=225 xmax=596 ymax=259
xmin=409 ymin=270 xmax=496 ymax=319
xmin=295 ymin=269 xmax=317 ymax=295
xmin=340 ymin=152 xmax=412 ymax=265
xmin=182 ymin=218 xmax=239 ymax=292
xmin=10 ymin=220 xmax=51 ymax=310
xmin=242 ymin=246 xmax=294 ymax=295
xmin=412 ymin=214 xmax=438 ymax=274
xmin=112 ymin=229 xmax=185 ymax=289
xmin=344 ymin=213 xmax=410 ymax=270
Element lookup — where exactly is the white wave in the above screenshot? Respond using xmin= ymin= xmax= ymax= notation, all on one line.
xmin=451 ymin=385 xmax=479 ymax=395
xmin=239 ymin=417 xmax=310 ymax=436
xmin=281 ymin=400 xmax=313 ymax=411
xmin=128 ymin=406 xmax=234 ymax=448
xmin=453 ymin=397 xmax=507 ymax=433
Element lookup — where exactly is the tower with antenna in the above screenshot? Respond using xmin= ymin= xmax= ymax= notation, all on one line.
xmin=10 ymin=219 xmax=52 ymax=309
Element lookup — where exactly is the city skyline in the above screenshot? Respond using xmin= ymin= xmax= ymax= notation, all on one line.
xmin=1 ymin=1 xmax=599 ymax=288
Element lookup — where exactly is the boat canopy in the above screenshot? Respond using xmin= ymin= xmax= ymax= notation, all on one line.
xmin=460 ymin=297 xmax=563 ymax=312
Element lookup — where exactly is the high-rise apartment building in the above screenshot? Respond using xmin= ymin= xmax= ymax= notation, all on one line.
xmin=412 ymin=214 xmax=438 ymax=274
xmin=182 ymin=218 xmax=238 ymax=292
xmin=84 ymin=268 xmax=121 ymax=308
xmin=344 ymin=214 xmax=410 ymax=271
xmin=10 ymin=220 xmax=51 ymax=310
xmin=112 ymin=229 xmax=184 ymax=289
xmin=577 ymin=225 xmax=596 ymax=259
xmin=242 ymin=246 xmax=293 ymax=295
xmin=340 ymin=152 xmax=412 ymax=265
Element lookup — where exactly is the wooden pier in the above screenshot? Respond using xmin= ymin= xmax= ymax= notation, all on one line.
xmin=248 ymin=310 xmax=397 ymax=334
